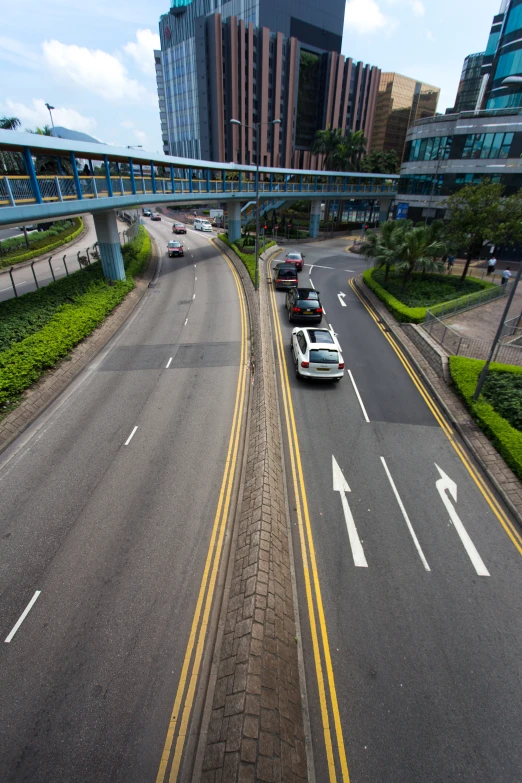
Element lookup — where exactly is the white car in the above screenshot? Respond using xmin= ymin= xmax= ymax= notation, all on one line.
xmin=194 ymin=218 xmax=213 ymax=232
xmin=290 ymin=327 xmax=345 ymax=381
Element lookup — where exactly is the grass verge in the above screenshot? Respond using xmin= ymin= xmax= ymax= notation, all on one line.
xmin=0 ymin=218 xmax=84 ymax=268
xmin=218 ymin=233 xmax=275 ymax=284
xmin=449 ymin=356 xmax=522 ymax=482
xmin=0 ymin=226 xmax=151 ymax=410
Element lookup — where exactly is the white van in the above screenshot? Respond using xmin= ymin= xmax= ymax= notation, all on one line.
xmin=194 ymin=218 xmax=213 ymax=232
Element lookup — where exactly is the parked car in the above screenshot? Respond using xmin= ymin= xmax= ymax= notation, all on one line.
xmin=291 ymin=327 xmax=345 ymax=381
xmin=194 ymin=218 xmax=213 ymax=231
xmin=173 ymin=223 xmax=187 ymax=234
xmin=142 ymin=208 xmax=151 ymax=217
xmin=273 ymin=262 xmax=298 ymax=290
xmin=286 ymin=288 xmax=323 ymax=323
xmin=285 ymin=251 xmax=304 ymax=272
xmin=168 ymin=240 xmax=184 ymax=257
xmin=150 ymin=212 xmax=161 ymax=221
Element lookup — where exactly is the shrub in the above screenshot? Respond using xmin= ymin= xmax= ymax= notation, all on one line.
xmin=449 ymin=356 xmax=522 ymax=481
xmin=0 ymin=226 xmax=152 ymax=405
xmin=362 ymin=268 xmax=426 ymax=323
xmin=219 ymin=234 xmax=275 ymax=284
xmin=0 ymin=218 xmax=84 ymax=268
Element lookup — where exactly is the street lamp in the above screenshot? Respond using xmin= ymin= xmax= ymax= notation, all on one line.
xmin=45 ymin=103 xmax=55 ymax=128
xmin=230 ymin=117 xmax=281 ymax=290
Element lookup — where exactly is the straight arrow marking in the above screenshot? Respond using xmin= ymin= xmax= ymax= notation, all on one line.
xmin=332 ymin=455 xmax=368 ymax=567
xmin=435 ymin=464 xmax=490 ymax=576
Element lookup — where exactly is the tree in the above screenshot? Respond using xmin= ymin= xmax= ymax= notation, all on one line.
xmin=0 ymin=116 xmax=25 ymax=175
xmin=442 ymin=181 xmax=522 ymax=281
xmin=0 ymin=116 xmax=21 ymax=130
xmin=361 ymin=219 xmax=411 ymax=283
xmin=311 ymin=127 xmax=344 ymax=170
xmin=394 ymin=224 xmax=446 ymax=291
xmin=361 ymin=149 xmax=400 ymax=174
xmin=27 ymin=124 xmax=53 ymax=136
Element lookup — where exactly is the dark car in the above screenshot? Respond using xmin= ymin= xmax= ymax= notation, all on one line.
xmin=286 ymin=288 xmax=323 ymax=323
xmin=273 ymin=262 xmax=298 ymax=290
xmin=285 ymin=251 xmax=304 ymax=272
xmin=168 ymin=240 xmax=184 ymax=257
xmin=142 ymin=208 xmax=151 ymax=217
xmin=173 ymin=223 xmax=187 ymax=234
xmin=150 ymin=212 xmax=161 ymax=221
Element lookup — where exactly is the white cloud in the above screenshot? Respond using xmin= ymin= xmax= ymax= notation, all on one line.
xmin=123 ymin=29 xmax=160 ymax=75
xmin=0 ymin=36 xmax=41 ymax=70
xmin=42 ymin=39 xmax=155 ymax=103
xmin=344 ymin=0 xmax=396 ymax=34
xmin=411 ymin=0 xmax=425 ymax=17
xmin=2 ymin=98 xmax=96 ymax=133
xmin=121 ymin=119 xmax=134 ymax=129
xmin=134 ymin=129 xmax=147 ymax=143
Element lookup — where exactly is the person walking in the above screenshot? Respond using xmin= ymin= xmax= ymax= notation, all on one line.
xmin=447 ymin=255 xmax=455 ymax=273
xmin=487 ymin=256 xmax=497 ymax=276
xmin=501 ymin=267 xmax=512 ymax=285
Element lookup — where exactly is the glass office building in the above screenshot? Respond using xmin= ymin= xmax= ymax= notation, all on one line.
xmin=371 ymin=73 xmax=440 ymax=161
xmin=479 ymin=0 xmax=522 ymax=109
xmin=451 ymin=53 xmax=484 ymax=113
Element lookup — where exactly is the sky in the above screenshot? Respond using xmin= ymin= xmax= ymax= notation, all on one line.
xmin=0 ymin=0 xmax=502 ymax=155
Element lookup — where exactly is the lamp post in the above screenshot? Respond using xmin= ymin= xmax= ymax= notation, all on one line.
xmin=230 ymin=117 xmax=280 ymax=290
xmin=45 ymin=103 xmax=55 ymax=129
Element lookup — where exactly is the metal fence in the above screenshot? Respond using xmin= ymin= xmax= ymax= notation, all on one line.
xmin=426 ymin=279 xmax=513 ymax=320
xmin=422 ymin=313 xmax=522 ymax=366
xmin=500 ymin=312 xmax=522 ymax=345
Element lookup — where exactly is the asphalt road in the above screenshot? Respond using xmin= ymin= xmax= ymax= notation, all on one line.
xmin=268 ymin=239 xmax=522 ymax=783
xmin=0 ymin=216 xmax=245 ymax=782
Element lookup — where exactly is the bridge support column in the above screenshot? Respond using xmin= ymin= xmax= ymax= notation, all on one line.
xmin=378 ymin=198 xmax=392 ymax=224
xmin=309 ymin=200 xmax=321 ymax=238
xmin=93 ymin=211 xmax=126 ymax=281
xmin=228 ymin=201 xmax=241 ymax=244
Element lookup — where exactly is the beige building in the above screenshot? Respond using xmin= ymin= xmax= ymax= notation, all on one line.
xmin=371 ymin=73 xmax=440 ymax=161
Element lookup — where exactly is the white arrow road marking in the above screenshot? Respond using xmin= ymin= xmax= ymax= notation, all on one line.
xmin=337 ymin=292 xmax=347 ymax=307
xmin=166 ymin=357 xmax=173 ymax=369
xmin=5 ymin=591 xmax=41 ymax=643
xmin=332 ymin=455 xmax=368 ymax=567
xmin=381 ymin=457 xmax=430 ymax=571
xmin=124 ymin=426 xmax=138 ymax=446
xmin=435 ymin=464 xmax=490 ymax=576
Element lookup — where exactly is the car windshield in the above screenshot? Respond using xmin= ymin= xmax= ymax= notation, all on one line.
xmin=287 ymin=254 xmax=301 ymax=259
xmin=308 ymin=330 xmax=334 ymax=343
xmin=310 ymin=349 xmax=339 ymax=364
xmin=169 ymin=242 xmax=181 ymax=247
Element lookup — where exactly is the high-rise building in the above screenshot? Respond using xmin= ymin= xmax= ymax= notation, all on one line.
xmin=154 ymin=0 xmax=380 ymax=168
xmin=479 ymin=0 xmax=522 ymax=109
xmin=450 ymin=53 xmax=484 ymax=113
xmin=370 ymin=73 xmax=440 ymax=161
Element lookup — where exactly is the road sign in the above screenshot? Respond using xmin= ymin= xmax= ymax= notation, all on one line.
xmin=396 ymin=202 xmax=409 ymax=220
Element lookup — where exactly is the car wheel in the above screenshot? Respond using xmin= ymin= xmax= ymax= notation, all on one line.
xmin=288 ymin=310 xmax=293 ymax=323
xmin=295 ymin=363 xmax=301 ymax=380
xmin=335 ymin=378 xmax=342 ymax=382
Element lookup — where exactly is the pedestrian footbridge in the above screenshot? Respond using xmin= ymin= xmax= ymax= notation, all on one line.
xmin=0 ymin=130 xmax=397 ymax=282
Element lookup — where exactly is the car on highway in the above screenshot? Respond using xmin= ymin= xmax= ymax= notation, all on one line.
xmin=194 ymin=218 xmax=213 ymax=231
xmin=142 ymin=208 xmax=151 ymax=217
xmin=173 ymin=223 xmax=187 ymax=234
xmin=150 ymin=212 xmax=161 ymax=221
xmin=285 ymin=251 xmax=304 ymax=271
xmin=167 ymin=240 xmax=184 ymax=257
xmin=273 ymin=262 xmax=298 ymax=290
xmin=290 ymin=327 xmax=344 ymax=381
xmin=286 ymin=287 xmax=323 ymax=323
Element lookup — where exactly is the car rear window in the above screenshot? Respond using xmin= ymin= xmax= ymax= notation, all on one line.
xmin=279 ymin=270 xmax=297 ymax=279
xmin=308 ymin=330 xmax=334 ymax=343
xmin=297 ymin=300 xmax=320 ymax=308
xmin=297 ymin=290 xmax=318 ymax=299
xmin=310 ymin=349 xmax=339 ymax=364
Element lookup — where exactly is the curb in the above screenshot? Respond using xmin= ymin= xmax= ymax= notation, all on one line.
xmin=352 ymin=275 xmax=522 ymax=529
xmin=0 ymin=233 xmax=159 ymax=456
xmin=199 ymin=240 xmax=309 ymax=782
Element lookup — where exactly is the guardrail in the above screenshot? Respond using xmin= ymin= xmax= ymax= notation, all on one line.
xmin=422 ymin=313 xmax=522 ymax=366
xmin=426 ymin=278 xmax=513 ymax=320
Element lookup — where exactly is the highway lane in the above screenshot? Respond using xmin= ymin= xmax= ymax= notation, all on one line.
xmin=0 ymin=218 xmax=247 ymax=782
xmin=268 ymin=241 xmax=522 ymax=783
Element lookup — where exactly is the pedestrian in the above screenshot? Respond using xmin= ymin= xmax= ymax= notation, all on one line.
xmin=501 ymin=266 xmax=512 ymax=285
xmin=447 ymin=255 xmax=455 ymax=273
xmin=82 ymin=163 xmax=90 ymax=176
xmin=487 ymin=256 xmax=497 ymax=276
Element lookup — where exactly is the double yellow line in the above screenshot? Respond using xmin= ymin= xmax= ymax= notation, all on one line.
xmin=155 ymin=253 xmax=248 ymax=783
xmin=267 ymin=259 xmax=351 ymax=783
xmin=348 ymin=278 xmax=522 ymax=556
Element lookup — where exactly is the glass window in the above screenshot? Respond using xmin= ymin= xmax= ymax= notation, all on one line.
xmin=310 ymin=349 xmax=339 ymax=364
xmin=480 ymin=134 xmax=494 ymax=158
xmin=495 ymin=48 xmax=522 ymax=80
xmin=506 ymin=4 xmax=522 ymax=34
xmin=488 ymin=132 xmax=504 ymax=158
xmin=485 ymin=31 xmax=500 ymax=56
xmin=500 ymin=132 xmax=514 ymax=157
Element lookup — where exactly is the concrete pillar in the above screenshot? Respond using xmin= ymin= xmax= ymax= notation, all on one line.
xmin=378 ymin=198 xmax=392 ymax=224
xmin=309 ymin=200 xmax=321 ymax=238
xmin=93 ymin=211 xmax=126 ymax=281
xmin=228 ymin=201 xmax=241 ymax=244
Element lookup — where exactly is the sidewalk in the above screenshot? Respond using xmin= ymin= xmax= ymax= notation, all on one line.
xmin=447 ymin=282 xmax=522 ymax=343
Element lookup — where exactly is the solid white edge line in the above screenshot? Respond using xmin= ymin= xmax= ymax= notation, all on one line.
xmin=5 ymin=591 xmax=41 ymax=643
xmin=348 ymin=369 xmax=370 ymax=423
xmin=380 ymin=457 xmax=431 ymax=572
xmin=166 ymin=357 xmax=173 ymax=369
xmin=193 ymin=293 xmax=196 ymax=299
xmin=184 ymin=318 xmax=188 ymax=326
xmin=124 ymin=426 xmax=138 ymax=446
xmin=195 ymin=277 xmax=197 ymax=281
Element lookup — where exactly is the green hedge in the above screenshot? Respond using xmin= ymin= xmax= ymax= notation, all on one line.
xmin=363 ymin=268 xmax=496 ymax=323
xmin=449 ymin=356 xmax=522 ymax=481
xmin=0 ymin=218 xmax=84 ymax=268
xmin=218 ymin=234 xmax=275 ymax=284
xmin=363 ymin=268 xmax=426 ymax=323
xmin=0 ymin=226 xmax=152 ymax=406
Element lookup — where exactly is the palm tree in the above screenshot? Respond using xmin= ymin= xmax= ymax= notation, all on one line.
xmin=311 ymin=127 xmax=344 ymax=170
xmin=394 ymin=225 xmax=446 ymax=292
xmin=27 ymin=125 xmax=53 ymax=136
xmin=0 ymin=116 xmax=25 ymax=175
xmin=0 ymin=116 xmax=21 ymax=130
xmin=361 ymin=220 xmax=411 ymax=283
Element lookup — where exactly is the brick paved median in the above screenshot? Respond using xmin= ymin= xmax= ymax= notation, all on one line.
xmin=200 ymin=241 xmax=308 ymax=783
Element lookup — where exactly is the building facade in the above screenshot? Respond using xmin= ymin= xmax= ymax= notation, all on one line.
xmin=478 ymin=0 xmax=522 ymax=110
xmin=154 ymin=0 xmax=380 ymax=168
xmin=370 ymin=73 xmax=440 ymax=161
xmin=450 ymin=53 xmax=485 ymax=113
